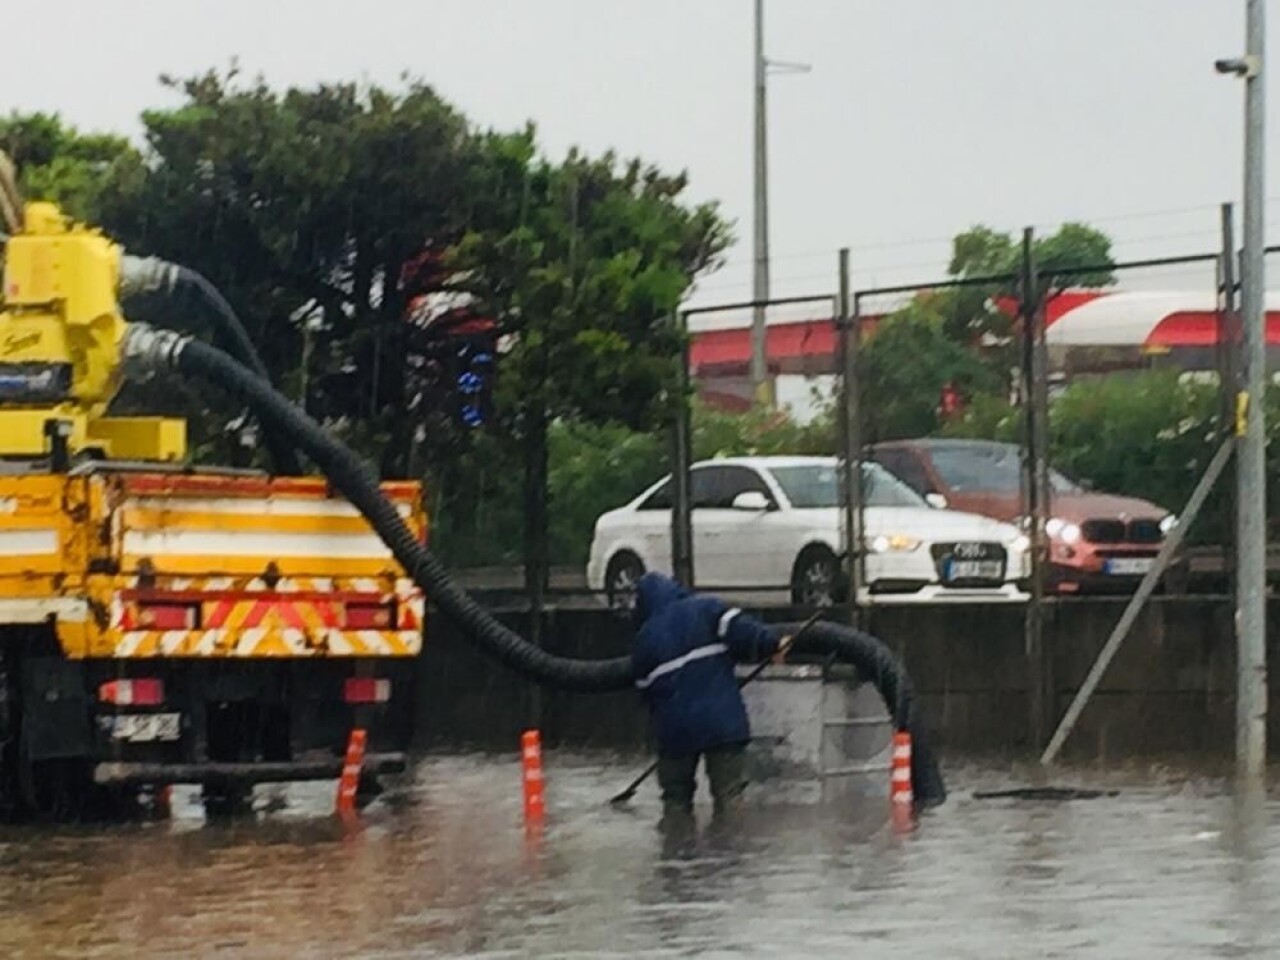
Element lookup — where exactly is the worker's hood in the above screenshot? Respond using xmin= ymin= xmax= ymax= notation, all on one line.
xmin=634 ymin=572 xmax=687 ymax=625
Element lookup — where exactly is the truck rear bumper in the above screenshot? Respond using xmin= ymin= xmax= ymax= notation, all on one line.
xmin=93 ymin=751 xmax=407 ymax=786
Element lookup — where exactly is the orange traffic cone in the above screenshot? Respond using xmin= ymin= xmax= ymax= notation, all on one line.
xmin=336 ymin=728 xmax=367 ymax=815
xmin=890 ymin=730 xmax=915 ymax=831
xmin=521 ymin=729 xmax=545 ymax=826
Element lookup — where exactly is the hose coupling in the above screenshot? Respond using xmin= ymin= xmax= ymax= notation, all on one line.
xmin=119 ymin=255 xmax=182 ymax=299
xmin=121 ymin=323 xmax=190 ymax=379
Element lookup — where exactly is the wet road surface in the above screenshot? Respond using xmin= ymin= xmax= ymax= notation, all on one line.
xmin=0 ymin=754 xmax=1277 ymax=958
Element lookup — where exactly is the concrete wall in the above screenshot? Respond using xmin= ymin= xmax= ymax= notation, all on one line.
xmin=415 ymin=597 xmax=1271 ymax=762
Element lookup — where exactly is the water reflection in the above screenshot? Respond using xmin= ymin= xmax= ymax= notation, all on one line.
xmin=0 ymin=756 xmax=1272 ymax=957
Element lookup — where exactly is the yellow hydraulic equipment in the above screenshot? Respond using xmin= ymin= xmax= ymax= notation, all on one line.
xmin=0 ymin=195 xmax=185 ymax=462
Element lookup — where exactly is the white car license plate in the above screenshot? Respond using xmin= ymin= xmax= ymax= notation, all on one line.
xmin=947 ymin=560 xmax=1004 ymax=581
xmin=1105 ymin=557 xmax=1154 ymax=576
xmin=99 ymin=713 xmax=182 ymax=743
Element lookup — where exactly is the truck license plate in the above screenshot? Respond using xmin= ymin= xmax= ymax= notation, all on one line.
xmin=1105 ymin=558 xmax=1154 ymax=576
xmin=946 ymin=560 xmax=1004 ymax=581
xmin=99 ymin=713 xmax=182 ymax=743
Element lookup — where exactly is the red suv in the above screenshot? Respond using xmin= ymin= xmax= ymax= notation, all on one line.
xmin=870 ymin=439 xmax=1178 ymax=593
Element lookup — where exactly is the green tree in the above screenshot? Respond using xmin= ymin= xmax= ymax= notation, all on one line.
xmin=940 ymin=221 xmax=1116 ymax=347
xmin=860 ymin=295 xmax=1004 ymax=442
xmin=454 ymin=143 xmax=729 ymax=589
xmin=110 ymin=70 xmax=478 ymax=474
xmin=0 ymin=112 xmax=145 ymax=224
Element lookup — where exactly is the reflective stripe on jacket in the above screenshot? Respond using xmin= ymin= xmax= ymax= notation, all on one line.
xmin=631 ymin=573 xmax=779 ymax=758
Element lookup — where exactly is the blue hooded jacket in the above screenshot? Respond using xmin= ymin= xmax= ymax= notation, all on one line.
xmin=631 ymin=573 xmax=780 ymax=758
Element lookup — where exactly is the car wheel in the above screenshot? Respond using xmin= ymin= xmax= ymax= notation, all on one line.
xmin=605 ymin=552 xmax=645 ymax=613
xmin=790 ymin=546 xmax=843 ymax=607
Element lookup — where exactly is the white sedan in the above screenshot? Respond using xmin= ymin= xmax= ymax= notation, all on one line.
xmin=587 ymin=456 xmax=1031 ymax=607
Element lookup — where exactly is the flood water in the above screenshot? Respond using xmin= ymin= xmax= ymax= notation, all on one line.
xmin=0 ymin=754 xmax=1277 ymax=958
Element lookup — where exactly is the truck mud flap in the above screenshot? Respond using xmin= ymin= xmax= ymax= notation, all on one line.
xmin=21 ymin=658 xmax=92 ymax=761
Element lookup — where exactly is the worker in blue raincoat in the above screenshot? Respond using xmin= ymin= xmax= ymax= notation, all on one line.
xmin=631 ymin=572 xmax=792 ymax=819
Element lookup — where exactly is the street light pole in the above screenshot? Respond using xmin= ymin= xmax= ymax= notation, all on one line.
xmin=1217 ymin=0 xmax=1268 ymax=781
xmin=750 ymin=0 xmax=809 ymax=409
xmin=751 ymin=0 xmax=770 ymax=405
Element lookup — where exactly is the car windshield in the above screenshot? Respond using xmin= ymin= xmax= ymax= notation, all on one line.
xmin=768 ymin=463 xmax=927 ymax=509
xmin=929 ymin=445 xmax=1078 ymax=494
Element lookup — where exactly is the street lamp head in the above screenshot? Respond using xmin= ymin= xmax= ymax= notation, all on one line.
xmin=1215 ymin=56 xmax=1259 ymax=78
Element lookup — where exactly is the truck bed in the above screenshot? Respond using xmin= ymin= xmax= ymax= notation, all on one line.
xmin=0 ymin=468 xmax=426 ymax=659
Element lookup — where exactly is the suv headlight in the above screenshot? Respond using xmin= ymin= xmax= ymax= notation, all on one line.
xmin=1045 ymin=517 xmax=1082 ymax=544
xmin=1008 ymin=533 xmax=1031 ymax=554
xmin=1160 ymin=514 xmax=1178 ymax=535
xmin=869 ymin=533 xmax=921 ymax=553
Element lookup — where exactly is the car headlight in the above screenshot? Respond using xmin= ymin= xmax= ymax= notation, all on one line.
xmin=869 ymin=533 xmax=922 ymax=553
xmin=1045 ymin=517 xmax=1082 ymax=544
xmin=1160 ymin=514 xmax=1178 ymax=535
xmin=1008 ymin=533 xmax=1031 ymax=554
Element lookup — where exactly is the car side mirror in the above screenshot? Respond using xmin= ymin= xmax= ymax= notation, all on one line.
xmin=925 ymin=492 xmax=949 ymax=510
xmin=732 ymin=491 xmax=771 ymax=511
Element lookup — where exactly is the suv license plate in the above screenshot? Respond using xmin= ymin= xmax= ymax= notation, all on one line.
xmin=1105 ymin=558 xmax=1154 ymax=576
xmin=947 ymin=560 xmax=1004 ymax=581
xmin=99 ymin=713 xmax=182 ymax=743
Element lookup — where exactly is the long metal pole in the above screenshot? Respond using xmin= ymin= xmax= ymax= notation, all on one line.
xmin=1042 ymin=439 xmax=1236 ymax=764
xmin=1219 ymin=204 xmax=1239 ymax=594
xmin=837 ymin=251 xmax=862 ymax=623
xmin=851 ymin=292 xmax=866 ymax=617
xmin=1020 ymin=228 xmax=1049 ymax=749
xmin=1237 ymin=0 xmax=1267 ymax=781
xmin=750 ymin=0 xmax=771 ymax=404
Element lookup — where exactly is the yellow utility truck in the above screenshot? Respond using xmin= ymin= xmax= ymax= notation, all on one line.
xmin=0 ymin=188 xmax=424 ymax=814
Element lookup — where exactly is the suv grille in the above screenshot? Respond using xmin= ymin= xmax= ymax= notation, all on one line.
xmin=1081 ymin=519 xmax=1164 ymax=544
xmin=1126 ymin=519 xmax=1163 ymax=544
xmin=1081 ymin=519 xmax=1125 ymax=544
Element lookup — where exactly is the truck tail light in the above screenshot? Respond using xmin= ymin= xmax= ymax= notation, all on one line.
xmin=344 ymin=602 xmax=394 ymax=629
xmin=99 ymin=678 xmax=165 ymax=706
xmin=343 ymin=678 xmax=391 ymax=704
xmin=134 ymin=602 xmax=199 ymax=630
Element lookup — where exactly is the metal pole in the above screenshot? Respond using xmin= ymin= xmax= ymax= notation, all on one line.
xmin=1042 ymin=439 xmax=1236 ymax=764
xmin=750 ymin=0 xmax=771 ymax=405
xmin=1020 ymin=228 xmax=1049 ymax=749
xmin=851 ymin=292 xmax=866 ymax=618
xmin=671 ymin=311 xmax=695 ymax=589
xmin=1219 ymin=203 xmax=1239 ymax=593
xmin=837 ymin=252 xmax=862 ymax=622
xmin=1236 ymin=0 xmax=1267 ymax=780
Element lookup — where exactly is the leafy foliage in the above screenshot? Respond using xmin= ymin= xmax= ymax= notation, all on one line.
xmin=860 ymin=296 xmax=1004 ymax=443
xmin=0 ymin=112 xmax=146 ymax=224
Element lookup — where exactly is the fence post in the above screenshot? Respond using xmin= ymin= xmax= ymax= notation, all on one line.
xmin=1042 ymin=439 xmax=1236 ymax=764
xmin=837 ymin=251 xmax=863 ymax=624
xmin=1020 ymin=228 xmax=1051 ymax=749
xmin=671 ymin=310 xmax=695 ymax=589
xmin=1218 ymin=203 xmax=1240 ymax=594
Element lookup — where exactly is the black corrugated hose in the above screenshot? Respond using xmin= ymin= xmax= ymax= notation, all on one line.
xmin=167 ymin=268 xmax=303 ymax=477
xmin=129 ymin=326 xmax=945 ymax=807
xmin=119 ymin=258 xmax=302 ymax=477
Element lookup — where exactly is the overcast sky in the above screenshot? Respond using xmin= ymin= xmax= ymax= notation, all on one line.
xmin=2 ymin=1 xmax=1272 ymax=308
